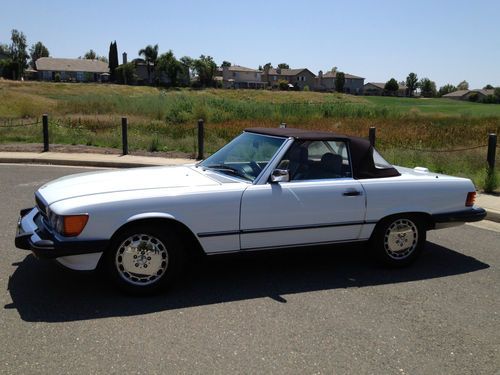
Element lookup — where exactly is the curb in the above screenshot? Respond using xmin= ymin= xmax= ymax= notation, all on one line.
xmin=485 ymin=209 xmax=500 ymax=223
xmin=0 ymin=156 xmax=163 ymax=169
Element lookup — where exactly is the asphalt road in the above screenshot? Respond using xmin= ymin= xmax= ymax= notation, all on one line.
xmin=1 ymin=164 xmax=499 ymax=374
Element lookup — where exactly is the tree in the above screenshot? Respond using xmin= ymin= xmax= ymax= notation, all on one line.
xmin=221 ymin=61 xmax=231 ymax=67
xmin=138 ymin=44 xmax=159 ymax=84
xmin=419 ymin=78 xmax=437 ymax=97
xmin=157 ymin=50 xmax=182 ymax=86
xmin=335 ymin=71 xmax=345 ymax=93
xmin=491 ymin=87 xmax=500 ymax=104
xmin=9 ymin=29 xmax=29 ymax=79
xmin=29 ymin=41 xmax=49 ymax=68
xmin=438 ymin=84 xmax=457 ymax=97
xmin=457 ymin=80 xmax=469 ymax=90
xmin=192 ymin=55 xmax=217 ymax=87
xmin=277 ymin=63 xmax=289 ymax=69
xmin=405 ymin=72 xmax=418 ymax=97
xmin=384 ymin=78 xmax=399 ymax=95
xmin=483 ymin=84 xmax=494 ymax=89
xmin=83 ymin=49 xmax=97 ymax=60
xmin=179 ymin=56 xmax=193 ymax=85
xmin=330 ymin=66 xmax=338 ymax=74
xmin=115 ymin=62 xmax=137 ymax=85
xmin=108 ymin=41 xmax=119 ymax=82
xmin=262 ymin=62 xmax=273 ymax=86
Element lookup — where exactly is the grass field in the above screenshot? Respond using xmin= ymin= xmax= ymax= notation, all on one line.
xmin=0 ymin=80 xmax=499 ymax=189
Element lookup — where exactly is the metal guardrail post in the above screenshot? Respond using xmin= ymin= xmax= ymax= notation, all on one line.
xmin=369 ymin=126 xmax=376 ymax=147
xmin=487 ymin=133 xmax=497 ymax=174
xmin=197 ymin=119 xmax=205 ymax=160
xmin=121 ymin=117 xmax=128 ymax=155
xmin=42 ymin=114 xmax=49 ymax=152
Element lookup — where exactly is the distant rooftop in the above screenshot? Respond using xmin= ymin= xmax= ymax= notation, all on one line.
xmin=225 ymin=65 xmax=261 ymax=72
xmin=322 ymin=71 xmax=364 ymax=79
xmin=35 ymin=57 xmax=109 ymax=73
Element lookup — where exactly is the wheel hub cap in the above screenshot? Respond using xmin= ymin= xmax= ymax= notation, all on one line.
xmin=384 ymin=219 xmax=418 ymax=259
xmin=115 ymin=234 xmax=168 ymax=286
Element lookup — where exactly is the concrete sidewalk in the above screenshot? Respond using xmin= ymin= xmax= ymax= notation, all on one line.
xmin=0 ymin=151 xmax=193 ymax=168
xmin=1 ymin=151 xmax=499 ymax=223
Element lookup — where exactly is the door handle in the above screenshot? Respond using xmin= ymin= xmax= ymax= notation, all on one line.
xmin=343 ymin=189 xmax=362 ymax=196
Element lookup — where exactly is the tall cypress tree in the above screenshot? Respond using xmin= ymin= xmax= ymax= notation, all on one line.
xmin=108 ymin=41 xmax=118 ymax=82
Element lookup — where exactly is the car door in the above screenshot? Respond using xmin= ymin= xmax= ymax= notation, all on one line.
xmin=239 ymin=140 xmax=366 ymax=250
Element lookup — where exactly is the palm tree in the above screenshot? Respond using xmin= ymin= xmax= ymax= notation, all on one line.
xmin=138 ymin=44 xmax=159 ymax=84
xmin=263 ymin=62 xmax=272 ymax=87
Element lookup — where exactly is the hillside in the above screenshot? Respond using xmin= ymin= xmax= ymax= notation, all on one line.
xmin=0 ymin=80 xmax=498 ymax=188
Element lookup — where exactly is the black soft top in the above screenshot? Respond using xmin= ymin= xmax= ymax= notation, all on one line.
xmin=245 ymin=127 xmax=400 ymax=179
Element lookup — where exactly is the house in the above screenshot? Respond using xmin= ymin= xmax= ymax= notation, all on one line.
xmin=315 ymin=71 xmax=364 ymax=94
xmin=35 ymin=57 xmax=109 ymax=82
xmin=363 ymin=82 xmax=407 ymax=96
xmin=441 ymin=90 xmax=470 ymax=100
xmin=443 ymin=89 xmax=495 ymax=101
xmin=263 ymin=68 xmax=316 ymax=90
xmin=222 ymin=65 xmax=266 ymax=89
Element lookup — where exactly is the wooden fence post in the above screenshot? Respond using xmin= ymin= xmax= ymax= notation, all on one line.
xmin=197 ymin=119 xmax=205 ymax=160
xmin=42 ymin=114 xmax=49 ymax=152
xmin=487 ymin=133 xmax=497 ymax=175
xmin=369 ymin=126 xmax=376 ymax=147
xmin=121 ymin=117 xmax=128 ymax=155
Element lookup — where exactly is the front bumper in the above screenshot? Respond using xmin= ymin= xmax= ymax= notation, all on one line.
xmin=15 ymin=207 xmax=108 ymax=259
xmin=432 ymin=207 xmax=487 ymax=225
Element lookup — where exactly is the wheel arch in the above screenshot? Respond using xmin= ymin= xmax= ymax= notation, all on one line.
xmin=108 ymin=216 xmax=206 ymax=259
xmin=370 ymin=211 xmax=434 ymax=240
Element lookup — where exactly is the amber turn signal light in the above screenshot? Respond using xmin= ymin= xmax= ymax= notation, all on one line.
xmin=63 ymin=215 xmax=89 ymax=237
xmin=465 ymin=192 xmax=476 ymax=207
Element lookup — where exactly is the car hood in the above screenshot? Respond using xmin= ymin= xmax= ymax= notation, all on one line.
xmin=37 ymin=166 xmax=219 ymax=205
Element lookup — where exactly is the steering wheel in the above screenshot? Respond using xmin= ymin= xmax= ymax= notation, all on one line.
xmin=249 ymin=161 xmax=262 ymax=176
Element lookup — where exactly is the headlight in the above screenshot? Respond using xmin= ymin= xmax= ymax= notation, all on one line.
xmin=49 ymin=211 xmax=88 ymax=237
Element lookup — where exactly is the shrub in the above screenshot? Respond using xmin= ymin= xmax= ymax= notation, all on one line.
xmin=468 ymin=92 xmax=479 ymax=102
xmin=303 ymin=85 xmax=310 ymax=92
xmin=484 ymin=169 xmax=498 ymax=193
xmin=54 ymin=73 xmax=61 ymax=82
xmin=278 ymin=79 xmax=289 ymax=91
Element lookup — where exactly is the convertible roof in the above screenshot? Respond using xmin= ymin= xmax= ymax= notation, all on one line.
xmin=245 ymin=127 xmax=400 ymax=179
xmin=245 ymin=127 xmax=349 ymax=141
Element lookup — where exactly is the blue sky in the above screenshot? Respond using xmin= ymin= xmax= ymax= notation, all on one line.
xmin=1 ymin=0 xmax=499 ymax=88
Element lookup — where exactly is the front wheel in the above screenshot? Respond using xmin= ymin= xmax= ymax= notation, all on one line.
xmin=371 ymin=215 xmax=426 ymax=267
xmin=105 ymin=224 xmax=184 ymax=295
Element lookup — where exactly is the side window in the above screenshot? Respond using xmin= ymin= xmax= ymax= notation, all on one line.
xmin=278 ymin=140 xmax=352 ymax=181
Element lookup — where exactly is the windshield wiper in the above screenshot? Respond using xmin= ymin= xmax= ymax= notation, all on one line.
xmin=203 ymin=164 xmax=252 ymax=181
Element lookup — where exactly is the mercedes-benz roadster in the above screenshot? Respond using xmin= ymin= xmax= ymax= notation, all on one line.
xmin=15 ymin=128 xmax=486 ymax=294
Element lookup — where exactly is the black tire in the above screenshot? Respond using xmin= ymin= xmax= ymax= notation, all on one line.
xmin=370 ymin=215 xmax=426 ymax=267
xmin=105 ymin=223 xmax=184 ymax=295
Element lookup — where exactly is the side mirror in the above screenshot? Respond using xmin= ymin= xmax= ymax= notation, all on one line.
xmin=270 ymin=169 xmax=290 ymax=183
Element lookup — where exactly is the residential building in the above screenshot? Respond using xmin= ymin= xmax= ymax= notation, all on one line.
xmin=222 ymin=65 xmax=265 ymax=89
xmin=263 ymin=68 xmax=316 ymax=90
xmin=315 ymin=71 xmax=364 ymax=94
xmin=443 ymin=89 xmax=495 ymax=101
xmin=363 ymin=82 xmax=407 ymax=96
xmin=35 ymin=57 xmax=109 ymax=82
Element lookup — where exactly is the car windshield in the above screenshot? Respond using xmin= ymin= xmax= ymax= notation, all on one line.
xmin=199 ymin=132 xmax=286 ymax=182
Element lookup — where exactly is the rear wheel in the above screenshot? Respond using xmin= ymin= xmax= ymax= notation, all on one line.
xmin=371 ymin=215 xmax=426 ymax=267
xmin=105 ymin=224 xmax=184 ymax=295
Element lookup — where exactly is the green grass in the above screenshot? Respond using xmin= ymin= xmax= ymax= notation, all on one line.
xmin=0 ymin=81 xmax=499 ymax=190
xmin=363 ymin=96 xmax=500 ymax=117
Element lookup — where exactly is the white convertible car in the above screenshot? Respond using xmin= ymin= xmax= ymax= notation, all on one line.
xmin=16 ymin=127 xmax=486 ymax=294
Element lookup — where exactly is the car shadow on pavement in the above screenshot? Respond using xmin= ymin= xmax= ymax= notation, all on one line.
xmin=6 ymin=242 xmax=489 ymax=322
